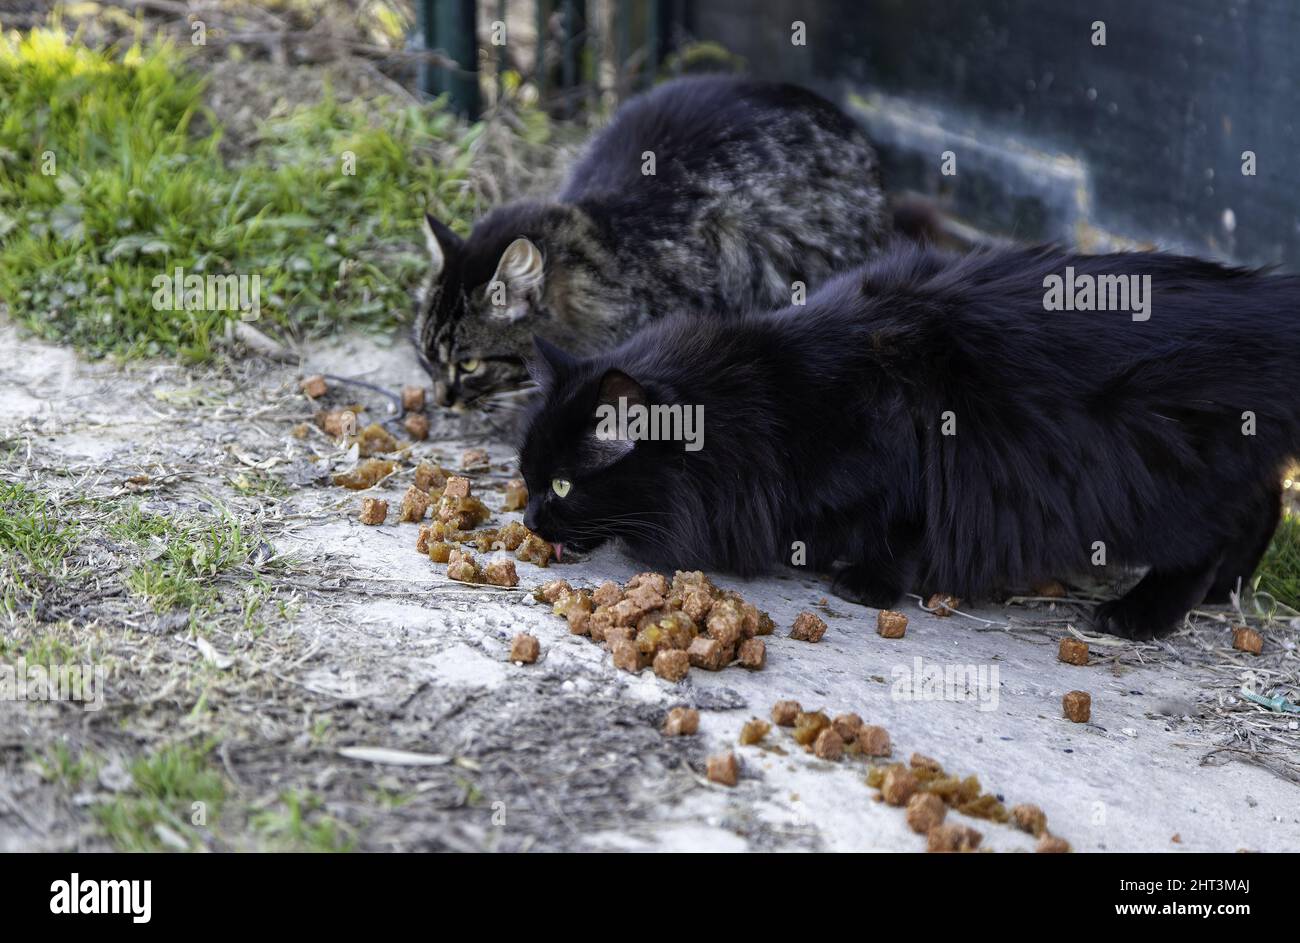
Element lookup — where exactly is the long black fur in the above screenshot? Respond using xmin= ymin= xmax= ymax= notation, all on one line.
xmin=518 ymin=243 xmax=1300 ymax=639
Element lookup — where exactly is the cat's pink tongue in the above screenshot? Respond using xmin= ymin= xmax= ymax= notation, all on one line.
xmin=552 ymin=543 xmax=564 ymax=562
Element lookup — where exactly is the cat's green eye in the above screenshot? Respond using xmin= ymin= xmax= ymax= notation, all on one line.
xmin=459 ymin=359 xmax=480 ymax=374
xmin=551 ymin=478 xmax=571 ymax=498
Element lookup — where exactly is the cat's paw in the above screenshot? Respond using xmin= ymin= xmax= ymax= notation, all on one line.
xmin=1091 ymin=598 xmax=1180 ymax=641
xmin=831 ymin=565 xmax=903 ymax=610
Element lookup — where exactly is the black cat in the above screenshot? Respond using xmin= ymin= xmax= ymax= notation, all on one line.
xmin=517 ymin=243 xmax=1300 ymax=640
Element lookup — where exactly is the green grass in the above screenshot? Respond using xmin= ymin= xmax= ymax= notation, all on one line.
xmin=123 ymin=508 xmax=253 ymax=614
xmin=251 ymin=790 xmax=356 ymax=852
xmin=0 ymin=24 xmax=486 ymax=360
xmin=92 ymin=741 xmax=226 ymax=852
xmin=0 ymin=481 xmax=78 ymax=612
xmin=1255 ymin=511 xmax=1300 ymax=613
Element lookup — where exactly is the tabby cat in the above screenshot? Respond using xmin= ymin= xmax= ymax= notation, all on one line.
xmin=413 ymin=75 xmax=888 ymax=407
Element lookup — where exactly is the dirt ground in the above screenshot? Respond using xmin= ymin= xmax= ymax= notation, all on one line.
xmin=2 ymin=320 xmax=1298 ymax=852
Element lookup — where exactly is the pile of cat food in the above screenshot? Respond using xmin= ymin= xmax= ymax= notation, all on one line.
xmin=534 ymin=569 xmax=776 ymax=681
xmin=736 ymin=701 xmax=1071 ymax=852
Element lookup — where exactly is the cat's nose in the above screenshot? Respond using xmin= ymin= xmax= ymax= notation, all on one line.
xmin=432 ymin=380 xmax=455 ymax=408
xmin=523 ymin=503 xmax=542 ymax=534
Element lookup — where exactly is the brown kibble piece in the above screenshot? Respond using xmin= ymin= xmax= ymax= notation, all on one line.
xmin=1232 ymin=626 xmax=1263 ymax=655
xmin=877 ymin=610 xmax=908 ymax=638
xmin=358 ymin=497 xmax=387 ymax=525
xmin=909 ymin=752 xmax=943 ymax=772
xmin=790 ymin=611 xmax=827 ymax=642
xmin=739 ymin=718 xmax=770 ymax=745
xmin=414 ymin=462 xmax=448 ymax=493
xmin=737 ymin=638 xmax=765 ymax=670
xmin=1010 ymin=803 xmax=1048 ymax=837
xmin=706 ymin=752 xmax=739 ymax=787
xmin=592 ymin=581 xmax=623 ymax=608
xmin=427 ymin=541 xmax=453 ymax=563
xmin=687 ymin=636 xmax=725 ymax=671
xmin=1058 ymin=637 xmax=1089 ymax=666
xmin=926 ymin=593 xmax=960 ymax=616
xmin=857 ymin=724 xmax=892 ymax=757
xmin=653 ymin=649 xmax=690 ymax=682
xmin=610 ymin=638 xmax=646 ymax=673
xmin=514 ymin=532 xmax=553 ymax=567
xmin=483 ymin=557 xmax=519 ymax=587
xmin=927 ymin=823 xmax=982 ymax=853
xmin=399 ymin=485 xmax=430 ymax=522
xmin=833 ymin=713 xmax=863 ymax=742
xmin=905 ymin=793 xmax=947 ymax=833
xmin=662 ymin=706 xmax=699 ymax=736
xmin=793 ymin=711 xmax=830 ymax=747
xmin=813 ymin=727 xmax=844 ymax=761
xmin=401 ymin=385 xmax=426 ymax=412
xmin=355 ymin=423 xmax=399 ymax=457
xmin=1036 ymin=834 xmax=1071 ymax=853
xmin=501 ymin=478 xmax=528 ymax=511
xmin=509 ymin=633 xmax=539 ymax=664
xmin=706 ymin=603 xmax=744 ymax=647
xmin=536 ymin=579 xmax=572 ymax=604
xmin=443 ymin=476 xmax=471 ymax=499
xmin=319 ymin=408 xmax=357 ymax=438
xmin=333 ymin=458 xmax=395 ymax=490
xmin=771 ymin=700 xmax=802 ymax=727
xmin=626 ymin=572 xmax=670 ymax=596
xmin=300 ymin=375 xmax=327 ymax=399
xmin=403 ymin=413 xmax=429 ymax=441
xmin=1063 ymin=690 xmax=1091 ymax=723
xmin=447 ymin=559 xmax=479 ymax=583
xmin=881 ymin=766 xmax=918 ymax=806
xmin=461 ymin=448 xmax=489 ymax=470
xmin=1033 ymin=579 xmax=1068 ymax=598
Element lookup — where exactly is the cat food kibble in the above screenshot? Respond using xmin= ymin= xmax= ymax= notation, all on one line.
xmin=1232 ymin=626 xmax=1263 ymax=655
xmin=790 ymin=611 xmax=827 ymax=642
xmin=737 ymin=638 xmax=765 ymax=669
xmin=1058 ymin=637 xmax=1089 ymax=666
xmin=399 ymin=485 xmax=430 ymax=522
xmin=509 ymin=633 xmax=540 ymax=664
xmin=1033 ymin=579 xmax=1068 ymax=598
xmin=653 ymin=649 xmax=690 ymax=682
xmin=905 ymin=793 xmax=947 ymax=833
xmin=483 ymin=557 xmax=519 ymax=588
xmin=909 ymin=752 xmax=942 ymax=772
xmin=832 ymin=713 xmax=863 ymax=742
xmin=300 ymin=374 xmax=328 ymax=398
xmin=333 ymin=458 xmax=394 ymax=489
xmin=355 ymin=423 xmax=399 ymax=457
xmin=813 ymin=727 xmax=844 ymax=761
xmin=687 ymin=636 xmax=725 ymax=671
xmin=428 ymin=541 xmax=454 ymax=563
xmin=514 ymin=533 xmax=553 ymax=567
xmin=414 ymin=462 xmax=448 ymax=493
xmin=358 ymin=497 xmax=387 ymax=525
xmin=443 ymin=476 xmax=471 ymax=499
xmin=401 ymin=385 xmax=426 ymax=412
xmin=592 ymin=581 xmax=622 ymax=608
xmin=877 ymin=610 xmax=908 ymax=638
xmin=1010 ymin=803 xmax=1048 ymax=837
xmin=1036 ymin=834 xmax=1071 ymax=853
xmin=319 ymin=407 xmax=356 ymax=438
xmin=1063 ymin=690 xmax=1091 ymax=723
xmin=706 ymin=752 xmax=739 ymax=787
xmin=881 ymin=766 xmax=917 ymax=806
xmin=627 ymin=571 xmax=670 ymax=596
xmin=662 ymin=707 xmax=699 ymax=736
xmin=926 ymin=593 xmax=960 ymax=616
xmin=856 ymin=724 xmax=892 ymax=757
xmin=771 ymin=700 xmax=802 ymax=726
xmin=611 ymin=639 xmax=647 ymax=673
xmin=927 ymin=823 xmax=982 ymax=853
xmin=461 ymin=448 xmax=490 ymax=470
xmin=536 ymin=579 xmax=572 ymax=604
xmin=403 ymin=413 xmax=430 ymax=441
xmin=501 ymin=478 xmax=528 ymax=511
xmin=739 ymin=718 xmax=770 ymax=745
xmin=793 ymin=710 xmax=831 ymax=747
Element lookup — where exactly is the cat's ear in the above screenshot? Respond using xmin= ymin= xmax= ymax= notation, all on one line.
xmin=528 ymin=334 xmax=576 ymax=386
xmin=424 ymin=213 xmax=463 ymax=280
xmin=595 ymin=369 xmax=647 ymax=413
xmin=489 ymin=238 xmax=545 ymax=321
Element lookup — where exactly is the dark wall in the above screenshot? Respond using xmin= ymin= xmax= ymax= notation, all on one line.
xmin=692 ymin=0 xmax=1300 ymax=267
